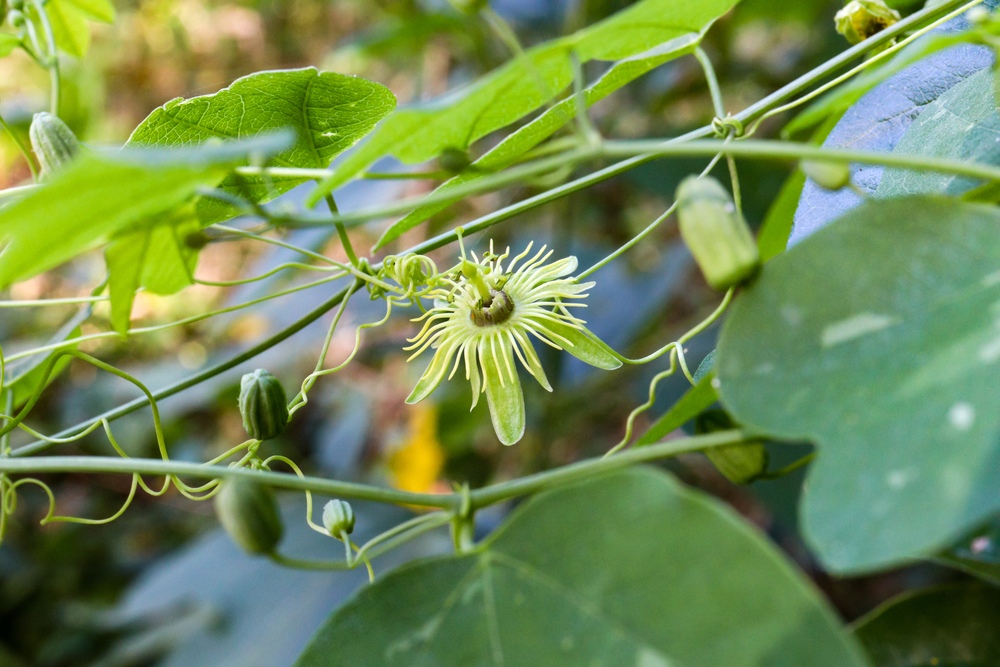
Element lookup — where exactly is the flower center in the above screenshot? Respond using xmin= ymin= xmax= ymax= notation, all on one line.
xmin=470 ymin=288 xmax=514 ymax=327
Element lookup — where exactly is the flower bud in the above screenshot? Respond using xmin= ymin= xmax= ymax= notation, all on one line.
xmin=238 ymin=369 xmax=289 ymax=441
xmin=29 ymin=112 xmax=79 ymax=178
xmin=835 ymin=0 xmax=900 ymax=45
xmin=215 ymin=478 xmax=283 ymax=554
xmin=322 ymin=499 xmax=355 ymax=537
xmin=695 ymin=409 xmax=769 ymax=485
xmin=675 ymin=176 xmax=760 ymax=290
xmin=802 ymin=160 xmax=852 ymax=191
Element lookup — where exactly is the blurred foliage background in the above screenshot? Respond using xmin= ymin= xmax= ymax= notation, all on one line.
xmin=0 ymin=0 xmax=972 ymax=665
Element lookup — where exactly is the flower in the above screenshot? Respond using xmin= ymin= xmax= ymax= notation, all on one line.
xmin=405 ymin=242 xmax=621 ymax=445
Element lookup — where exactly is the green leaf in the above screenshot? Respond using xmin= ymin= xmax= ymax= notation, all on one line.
xmin=758 ymin=169 xmax=806 ymax=262
xmin=309 ymin=0 xmax=740 ymax=206
xmin=784 ymin=32 xmax=968 ymax=138
xmin=127 ymin=68 xmax=396 ymax=223
xmin=936 ymin=519 xmax=1000 ymax=586
xmin=105 ymin=207 xmax=201 ymax=334
xmin=546 ymin=320 xmax=622 ymax=370
xmin=0 ymin=140 xmax=281 ymax=290
xmin=63 ymin=0 xmax=115 ymax=23
xmin=482 ymin=340 xmax=524 ymax=446
xmin=0 ymin=34 xmax=20 ymax=58
xmin=34 ymin=0 xmax=115 ymax=58
xmin=878 ymin=69 xmax=1000 ymax=198
xmin=374 ymin=42 xmax=699 ymax=249
xmin=717 ymin=196 xmax=1000 ymax=573
xmin=636 ymin=372 xmax=718 ymax=446
xmin=853 ymin=585 xmax=1000 ymax=666
xmin=3 ymin=304 xmax=91 ymax=408
xmin=295 ymin=468 xmax=868 ymax=667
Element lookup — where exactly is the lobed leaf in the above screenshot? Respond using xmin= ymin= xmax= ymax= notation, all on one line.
xmin=295 ymin=469 xmax=868 ymax=667
xmin=718 ymin=196 xmax=1000 ymax=573
xmin=127 ymin=68 xmax=396 ymax=223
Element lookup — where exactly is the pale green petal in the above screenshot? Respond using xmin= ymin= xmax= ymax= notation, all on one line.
xmin=482 ymin=336 xmax=525 ymax=445
xmin=543 ymin=319 xmax=622 ymax=370
xmin=510 ymin=328 xmax=552 ymax=392
xmin=405 ymin=342 xmax=457 ymax=404
xmin=465 ymin=340 xmax=482 ymax=411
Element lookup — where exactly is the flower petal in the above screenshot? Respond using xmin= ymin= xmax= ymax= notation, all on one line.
xmin=543 ymin=320 xmax=622 ymax=370
xmin=406 ymin=342 xmax=457 ymax=404
xmin=465 ymin=340 xmax=482 ymax=411
xmin=510 ymin=328 xmax=552 ymax=392
xmin=481 ymin=337 xmax=525 ymax=445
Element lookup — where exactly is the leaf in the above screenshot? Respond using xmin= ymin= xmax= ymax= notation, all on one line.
xmin=0 ymin=138 xmax=287 ymax=290
xmin=784 ymin=32 xmax=970 ymax=138
xmin=2 ymin=308 xmax=90 ymax=409
xmin=757 ymin=169 xmax=806 ymax=262
xmin=636 ymin=371 xmax=718 ymax=446
xmin=0 ymin=34 xmax=20 ymax=58
xmin=308 ymin=0 xmax=740 ymax=206
xmin=374 ymin=41 xmax=700 ymax=249
xmin=789 ymin=19 xmax=993 ymax=245
xmin=106 ymin=207 xmax=201 ymax=334
xmin=295 ymin=468 xmax=868 ymax=667
xmin=35 ymin=0 xmax=115 ymax=58
xmin=717 ymin=196 xmax=1000 ymax=573
xmin=937 ymin=519 xmax=1000 ymax=586
xmin=62 ymin=0 xmax=115 ymax=23
xmin=127 ymin=68 xmax=396 ymax=223
xmin=877 ymin=69 xmax=1000 ymax=198
xmin=853 ymin=585 xmax=1000 ymax=666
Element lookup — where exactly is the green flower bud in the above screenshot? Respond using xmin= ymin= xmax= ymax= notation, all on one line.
xmin=801 ymin=160 xmax=852 ymax=191
xmin=835 ymin=0 xmax=900 ymax=45
xmin=322 ymin=499 xmax=355 ymax=537
xmin=215 ymin=478 xmax=283 ymax=554
xmin=238 ymin=369 xmax=289 ymax=441
xmin=29 ymin=112 xmax=79 ymax=178
xmin=695 ymin=409 xmax=769 ymax=485
xmin=676 ymin=176 xmax=760 ymax=290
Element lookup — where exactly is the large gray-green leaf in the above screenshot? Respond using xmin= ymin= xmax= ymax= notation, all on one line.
xmin=878 ymin=68 xmax=1000 ymax=198
xmin=717 ymin=196 xmax=1000 ymax=573
xmin=853 ymin=585 xmax=1000 ymax=666
xmin=296 ymin=468 xmax=868 ymax=667
xmin=127 ymin=68 xmax=396 ymax=222
xmin=308 ymin=0 xmax=739 ymax=205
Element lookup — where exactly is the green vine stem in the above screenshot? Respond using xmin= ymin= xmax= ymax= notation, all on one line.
xmin=0 ymin=429 xmax=746 ymax=511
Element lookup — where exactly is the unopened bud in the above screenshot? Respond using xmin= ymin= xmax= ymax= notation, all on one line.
xmin=322 ymin=499 xmax=355 ymax=537
xmin=802 ymin=160 xmax=852 ymax=191
xmin=676 ymin=176 xmax=760 ymax=290
xmin=835 ymin=0 xmax=900 ymax=45
xmin=215 ymin=478 xmax=283 ymax=554
xmin=29 ymin=112 xmax=79 ymax=177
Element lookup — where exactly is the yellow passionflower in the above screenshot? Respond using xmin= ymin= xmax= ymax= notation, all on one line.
xmin=405 ymin=242 xmax=621 ymax=445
